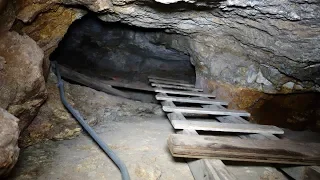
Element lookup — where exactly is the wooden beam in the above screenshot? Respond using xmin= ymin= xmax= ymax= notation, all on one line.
xmin=57 ymin=65 xmax=130 ymax=98
xmin=154 ymin=88 xmax=215 ymax=97
xmin=163 ymin=106 xmax=250 ymax=117
xmin=59 ymin=66 xmax=154 ymax=92
xmin=151 ymin=83 xmax=203 ymax=91
xmin=162 ymin=99 xmax=237 ymax=180
xmin=149 ymin=79 xmax=195 ymax=87
xmin=170 ymin=120 xmax=284 ymax=134
xmin=156 ymin=94 xmax=228 ymax=105
xmin=168 ymin=134 xmax=320 ymax=165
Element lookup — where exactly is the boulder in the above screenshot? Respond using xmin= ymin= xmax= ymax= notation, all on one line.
xmin=0 ymin=31 xmax=47 ymax=130
xmin=19 ymin=73 xmax=80 ymax=147
xmin=0 ymin=108 xmax=20 ymax=177
xmin=17 ymin=5 xmax=86 ymax=79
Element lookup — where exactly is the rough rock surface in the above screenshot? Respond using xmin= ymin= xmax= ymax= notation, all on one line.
xmin=12 ymin=0 xmax=320 ymax=130
xmin=0 ymin=108 xmax=20 ymax=177
xmin=52 ymin=15 xmax=193 ymax=83
xmin=7 ymin=87 xmax=287 ymax=180
xmin=20 ymin=72 xmax=164 ymax=147
xmin=0 ymin=31 xmax=47 ymax=130
xmin=99 ymin=0 xmax=320 ymax=93
xmin=15 ymin=0 xmax=320 ymax=93
xmin=206 ymin=80 xmax=320 ymax=131
xmin=15 ymin=5 xmax=86 ymax=78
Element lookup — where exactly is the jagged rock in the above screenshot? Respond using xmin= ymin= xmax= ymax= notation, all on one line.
xmin=0 ymin=31 xmax=47 ymax=130
xmin=17 ymin=5 xmax=86 ymax=78
xmin=15 ymin=0 xmax=320 ymax=93
xmin=19 ymin=73 xmax=79 ymax=147
xmin=12 ymin=0 xmax=320 ymax=130
xmin=0 ymin=108 xmax=20 ymax=177
xmin=98 ymin=0 xmax=320 ymax=93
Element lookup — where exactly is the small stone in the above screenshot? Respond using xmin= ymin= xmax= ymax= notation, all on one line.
xmin=282 ymin=82 xmax=294 ymax=89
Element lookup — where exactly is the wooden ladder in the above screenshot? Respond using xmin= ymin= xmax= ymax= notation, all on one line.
xmin=148 ymin=76 xmax=319 ymax=180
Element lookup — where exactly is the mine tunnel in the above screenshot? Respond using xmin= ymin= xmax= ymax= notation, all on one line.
xmin=50 ymin=14 xmax=195 ymax=102
xmin=1 ymin=0 xmax=320 ymax=180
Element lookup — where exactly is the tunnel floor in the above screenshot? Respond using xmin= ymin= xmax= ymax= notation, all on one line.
xmin=7 ymin=74 xmax=291 ymax=180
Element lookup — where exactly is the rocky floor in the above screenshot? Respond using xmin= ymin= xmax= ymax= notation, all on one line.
xmin=7 ymin=75 xmax=193 ymax=180
xmin=8 ymin=115 xmax=193 ymax=180
xmin=7 ymin=76 xmax=289 ymax=180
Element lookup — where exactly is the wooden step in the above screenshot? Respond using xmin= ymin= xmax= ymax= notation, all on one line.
xmin=151 ymin=83 xmax=203 ymax=91
xmin=162 ymin=106 xmax=250 ymax=117
xmin=168 ymin=134 xmax=320 ymax=165
xmin=149 ymin=79 xmax=195 ymax=87
xmin=156 ymin=94 xmax=227 ymax=105
xmin=202 ymin=104 xmax=320 ymax=180
xmin=154 ymin=88 xmax=215 ymax=98
xmin=170 ymin=120 xmax=284 ymax=134
xmin=162 ymin=100 xmax=237 ymax=180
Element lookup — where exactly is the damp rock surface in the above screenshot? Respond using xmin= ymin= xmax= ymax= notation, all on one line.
xmin=0 ymin=31 xmax=47 ymax=130
xmin=0 ymin=108 xmax=20 ymax=177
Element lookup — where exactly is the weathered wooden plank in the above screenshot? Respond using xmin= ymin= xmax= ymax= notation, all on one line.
xmin=156 ymin=94 xmax=228 ymax=105
xmin=57 ymin=65 xmax=130 ymax=98
xmin=163 ymin=106 xmax=250 ymax=117
xmin=151 ymin=83 xmax=203 ymax=91
xmin=59 ymin=66 xmax=154 ymax=92
xmin=149 ymin=79 xmax=195 ymax=87
xmin=155 ymin=88 xmax=215 ymax=97
xmin=168 ymin=134 xmax=320 ymax=165
xmin=148 ymin=76 xmax=190 ymax=84
xmin=170 ymin=120 xmax=284 ymax=134
xmin=204 ymin=104 xmax=320 ymax=179
xmin=162 ymin=99 xmax=237 ymax=180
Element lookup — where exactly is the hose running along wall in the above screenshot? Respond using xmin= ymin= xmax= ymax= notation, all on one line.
xmin=52 ymin=61 xmax=131 ymax=180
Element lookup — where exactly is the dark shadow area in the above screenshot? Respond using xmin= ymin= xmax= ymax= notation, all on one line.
xmin=50 ymin=13 xmax=195 ymax=84
xmin=249 ymin=92 xmax=320 ymax=132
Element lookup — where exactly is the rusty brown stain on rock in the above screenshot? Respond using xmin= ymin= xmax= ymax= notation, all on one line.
xmin=207 ymin=80 xmax=320 ymax=131
xmin=15 ymin=5 xmax=86 ymax=79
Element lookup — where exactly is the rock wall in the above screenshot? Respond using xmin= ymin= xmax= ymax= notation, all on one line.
xmin=98 ymin=0 xmax=320 ymax=94
xmin=10 ymin=0 xmax=320 ymax=130
xmin=14 ymin=0 xmax=320 ymax=94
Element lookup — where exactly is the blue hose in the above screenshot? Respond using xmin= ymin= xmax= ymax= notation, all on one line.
xmin=52 ymin=61 xmax=131 ymax=180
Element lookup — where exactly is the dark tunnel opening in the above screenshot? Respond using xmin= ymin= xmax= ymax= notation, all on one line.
xmin=50 ymin=13 xmax=195 ymax=85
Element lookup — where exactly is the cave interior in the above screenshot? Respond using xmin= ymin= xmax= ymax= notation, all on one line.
xmin=1 ymin=1 xmax=320 ymax=180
